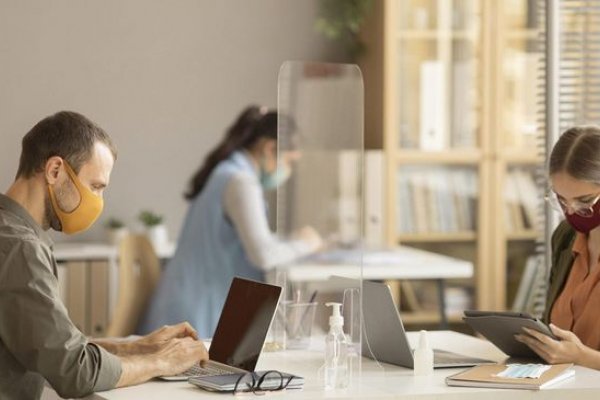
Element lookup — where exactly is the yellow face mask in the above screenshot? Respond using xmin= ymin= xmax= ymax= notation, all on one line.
xmin=48 ymin=161 xmax=104 ymax=234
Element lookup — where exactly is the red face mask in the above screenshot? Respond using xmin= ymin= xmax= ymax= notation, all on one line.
xmin=564 ymin=200 xmax=600 ymax=234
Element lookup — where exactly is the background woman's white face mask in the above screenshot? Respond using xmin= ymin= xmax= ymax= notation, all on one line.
xmin=260 ymin=160 xmax=291 ymax=190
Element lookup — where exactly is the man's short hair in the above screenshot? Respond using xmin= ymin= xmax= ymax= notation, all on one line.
xmin=16 ymin=111 xmax=117 ymax=178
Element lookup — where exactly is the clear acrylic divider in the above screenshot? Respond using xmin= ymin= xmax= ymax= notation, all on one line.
xmin=264 ymin=61 xmax=373 ymax=386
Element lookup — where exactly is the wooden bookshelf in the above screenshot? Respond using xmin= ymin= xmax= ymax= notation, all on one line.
xmin=507 ymin=230 xmax=541 ymax=241
xmin=359 ymin=0 xmax=544 ymax=318
xmin=503 ymin=152 xmax=544 ymax=165
xmin=398 ymin=30 xmax=478 ymax=40
xmin=398 ymin=232 xmax=477 ymax=243
xmin=506 ymin=29 xmax=540 ymax=40
xmin=396 ymin=150 xmax=482 ymax=164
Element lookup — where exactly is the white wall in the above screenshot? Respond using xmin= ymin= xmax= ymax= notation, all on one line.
xmin=0 ymin=0 xmax=344 ymax=242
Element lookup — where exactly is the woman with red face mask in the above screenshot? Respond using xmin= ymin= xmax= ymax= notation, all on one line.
xmin=515 ymin=126 xmax=600 ymax=369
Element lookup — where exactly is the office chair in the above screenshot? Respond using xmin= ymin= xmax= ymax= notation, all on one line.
xmin=106 ymin=234 xmax=161 ymax=337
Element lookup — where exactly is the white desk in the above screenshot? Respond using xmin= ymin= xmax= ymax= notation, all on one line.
xmin=284 ymin=247 xmax=472 ymax=281
xmin=41 ymin=331 xmax=600 ymax=399
xmin=278 ymin=247 xmax=473 ymax=327
xmin=54 ymin=243 xmax=471 ymax=282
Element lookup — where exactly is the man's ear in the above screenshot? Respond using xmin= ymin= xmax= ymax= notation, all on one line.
xmin=44 ymin=157 xmax=64 ymax=185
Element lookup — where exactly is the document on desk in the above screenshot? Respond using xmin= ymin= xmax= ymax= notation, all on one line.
xmin=446 ymin=363 xmax=574 ymax=390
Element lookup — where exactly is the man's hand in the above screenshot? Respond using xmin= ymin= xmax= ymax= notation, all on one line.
xmin=94 ymin=322 xmax=200 ymax=356
xmin=515 ymin=323 xmax=585 ymax=364
xmin=132 ymin=322 xmax=199 ymax=354
xmin=151 ymin=336 xmax=209 ymax=377
xmin=116 ymin=327 xmax=209 ymax=388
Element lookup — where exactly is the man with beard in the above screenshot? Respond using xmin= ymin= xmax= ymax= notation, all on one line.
xmin=0 ymin=111 xmax=208 ymax=399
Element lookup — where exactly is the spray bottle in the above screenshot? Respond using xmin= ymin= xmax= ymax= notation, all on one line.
xmin=324 ymin=302 xmax=349 ymax=389
xmin=413 ymin=330 xmax=434 ymax=376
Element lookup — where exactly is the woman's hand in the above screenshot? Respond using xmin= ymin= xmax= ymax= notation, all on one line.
xmin=515 ymin=323 xmax=585 ymax=364
xmin=294 ymin=226 xmax=323 ymax=251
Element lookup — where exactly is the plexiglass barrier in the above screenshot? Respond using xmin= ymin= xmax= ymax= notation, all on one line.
xmin=265 ymin=61 xmax=366 ymax=387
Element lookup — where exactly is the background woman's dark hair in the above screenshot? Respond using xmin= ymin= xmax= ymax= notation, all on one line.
xmin=184 ymin=105 xmax=284 ymax=200
xmin=549 ymin=126 xmax=600 ymax=183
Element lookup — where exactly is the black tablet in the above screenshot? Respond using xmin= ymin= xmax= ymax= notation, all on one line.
xmin=463 ymin=310 xmax=558 ymax=359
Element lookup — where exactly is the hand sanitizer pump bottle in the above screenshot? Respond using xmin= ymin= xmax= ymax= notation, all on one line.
xmin=413 ymin=330 xmax=434 ymax=376
xmin=324 ymin=302 xmax=349 ymax=390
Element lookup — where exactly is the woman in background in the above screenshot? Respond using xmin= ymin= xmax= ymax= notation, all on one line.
xmin=139 ymin=106 xmax=322 ymax=338
xmin=517 ymin=126 xmax=600 ymax=369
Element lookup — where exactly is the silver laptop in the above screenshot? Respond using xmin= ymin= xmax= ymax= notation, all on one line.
xmin=161 ymin=277 xmax=282 ymax=381
xmin=362 ymin=280 xmax=493 ymax=368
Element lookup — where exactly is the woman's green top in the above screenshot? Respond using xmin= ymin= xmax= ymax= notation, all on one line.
xmin=543 ymin=221 xmax=577 ymax=323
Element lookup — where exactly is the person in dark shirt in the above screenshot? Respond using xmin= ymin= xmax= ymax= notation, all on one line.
xmin=0 ymin=111 xmax=208 ymax=399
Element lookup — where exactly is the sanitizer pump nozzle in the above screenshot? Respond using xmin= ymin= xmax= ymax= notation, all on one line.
xmin=326 ymin=302 xmax=344 ymax=328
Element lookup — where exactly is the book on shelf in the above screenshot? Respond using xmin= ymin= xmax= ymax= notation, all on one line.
xmin=434 ymin=171 xmax=454 ymax=232
xmin=446 ymin=363 xmax=574 ymax=390
xmin=511 ymin=254 xmax=547 ymax=317
xmin=419 ymin=61 xmax=447 ymax=151
xmin=512 ymin=255 xmax=541 ymax=313
xmin=410 ymin=171 xmax=430 ymax=233
xmin=504 ymin=168 xmax=541 ymax=234
xmin=425 ymin=172 xmax=440 ymax=232
xmin=514 ymin=168 xmax=540 ymax=229
xmin=505 ymin=172 xmax=526 ymax=232
xmin=397 ymin=173 xmax=414 ymax=233
xmin=398 ymin=168 xmax=477 ymax=236
xmin=451 ymin=60 xmax=477 ymax=148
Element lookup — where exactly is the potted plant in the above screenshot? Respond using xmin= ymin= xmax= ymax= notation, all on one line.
xmin=105 ymin=217 xmax=128 ymax=245
xmin=138 ymin=210 xmax=168 ymax=252
xmin=314 ymin=0 xmax=373 ymax=61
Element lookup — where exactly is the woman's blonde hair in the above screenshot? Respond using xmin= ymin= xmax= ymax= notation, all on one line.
xmin=549 ymin=126 xmax=600 ymax=184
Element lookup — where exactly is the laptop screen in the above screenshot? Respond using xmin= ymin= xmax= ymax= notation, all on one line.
xmin=209 ymin=277 xmax=282 ymax=371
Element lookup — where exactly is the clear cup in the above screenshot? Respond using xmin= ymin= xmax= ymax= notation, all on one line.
xmin=285 ymin=302 xmax=318 ymax=350
xmin=264 ymin=270 xmax=287 ymax=352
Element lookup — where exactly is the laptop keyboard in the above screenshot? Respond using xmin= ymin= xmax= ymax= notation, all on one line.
xmin=179 ymin=363 xmax=234 ymax=377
